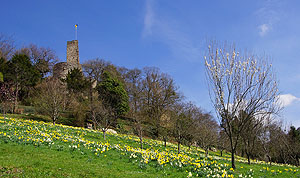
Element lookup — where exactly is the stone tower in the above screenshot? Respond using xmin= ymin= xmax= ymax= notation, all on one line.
xmin=67 ymin=40 xmax=79 ymax=65
xmin=53 ymin=40 xmax=81 ymax=79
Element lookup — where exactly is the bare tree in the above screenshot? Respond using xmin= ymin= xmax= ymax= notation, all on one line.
xmin=82 ymin=58 xmax=111 ymax=83
xmin=259 ymin=121 xmax=283 ymax=165
xmin=124 ymin=68 xmax=146 ymax=149
xmin=84 ymin=78 xmax=111 ymax=140
xmin=17 ymin=44 xmax=58 ymax=77
xmin=87 ymin=92 xmax=100 ymax=130
xmin=216 ymin=130 xmax=229 ymax=157
xmin=194 ymin=112 xmax=219 ymax=157
xmin=90 ymin=98 xmax=112 ymax=140
xmin=33 ymin=78 xmax=67 ymax=125
xmin=204 ymin=42 xmax=281 ymax=169
xmin=141 ymin=67 xmax=179 ymax=141
xmin=259 ymin=122 xmax=300 ymax=166
xmin=171 ymin=102 xmax=196 ymax=154
xmin=83 ymin=59 xmax=114 ymax=139
xmin=0 ymin=82 xmax=16 ymax=118
xmin=0 ymin=34 xmax=15 ymax=60
xmin=240 ymin=111 xmax=265 ymax=164
xmin=83 ymin=59 xmax=104 ymax=129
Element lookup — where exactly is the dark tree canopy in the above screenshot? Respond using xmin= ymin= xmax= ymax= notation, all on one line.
xmin=0 ymin=72 xmax=3 ymax=82
xmin=4 ymin=54 xmax=41 ymax=102
xmin=5 ymin=54 xmax=40 ymax=86
xmin=64 ymin=68 xmax=89 ymax=94
xmin=97 ymin=71 xmax=129 ymax=117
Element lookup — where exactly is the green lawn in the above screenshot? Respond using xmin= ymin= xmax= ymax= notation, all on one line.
xmin=0 ymin=142 xmax=183 ymax=178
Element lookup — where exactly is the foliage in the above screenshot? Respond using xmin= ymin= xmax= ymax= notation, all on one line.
xmin=5 ymin=54 xmax=41 ymax=87
xmin=97 ymin=71 xmax=129 ymax=117
xmin=0 ymin=72 xmax=3 ymax=82
xmin=3 ymin=54 xmax=41 ymax=106
xmin=0 ymin=58 xmax=6 ymax=74
xmin=64 ymin=68 xmax=89 ymax=94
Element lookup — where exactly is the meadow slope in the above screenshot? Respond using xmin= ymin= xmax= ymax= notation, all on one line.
xmin=0 ymin=116 xmax=299 ymax=178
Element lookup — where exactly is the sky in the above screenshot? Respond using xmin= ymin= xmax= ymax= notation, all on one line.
xmin=2 ymin=0 xmax=300 ymax=128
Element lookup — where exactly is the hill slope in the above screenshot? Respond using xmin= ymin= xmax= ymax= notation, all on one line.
xmin=0 ymin=117 xmax=299 ymax=177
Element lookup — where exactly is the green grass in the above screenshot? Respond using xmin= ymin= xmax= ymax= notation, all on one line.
xmin=0 ymin=116 xmax=299 ymax=177
xmin=4 ymin=113 xmax=51 ymax=122
xmin=0 ymin=142 xmax=183 ymax=178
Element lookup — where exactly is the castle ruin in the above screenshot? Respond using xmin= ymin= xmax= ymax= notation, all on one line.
xmin=53 ymin=40 xmax=81 ymax=79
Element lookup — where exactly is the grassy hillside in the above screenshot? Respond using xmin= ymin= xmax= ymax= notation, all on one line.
xmin=0 ymin=116 xmax=299 ymax=177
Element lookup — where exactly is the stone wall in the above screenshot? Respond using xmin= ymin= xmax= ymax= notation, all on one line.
xmin=53 ymin=62 xmax=81 ymax=79
xmin=67 ymin=40 xmax=79 ymax=65
xmin=53 ymin=40 xmax=81 ymax=79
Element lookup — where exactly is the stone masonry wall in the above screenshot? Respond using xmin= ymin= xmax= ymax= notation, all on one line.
xmin=53 ymin=40 xmax=81 ymax=79
xmin=67 ymin=40 xmax=79 ymax=65
xmin=53 ymin=62 xmax=81 ymax=79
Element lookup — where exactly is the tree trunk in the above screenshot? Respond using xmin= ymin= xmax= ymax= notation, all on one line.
xmin=266 ymin=154 xmax=272 ymax=166
xmin=205 ymin=148 xmax=208 ymax=158
xmin=246 ymin=152 xmax=251 ymax=164
xmin=52 ymin=110 xmax=58 ymax=125
xmin=164 ymin=137 xmax=167 ymax=147
xmin=93 ymin=117 xmax=96 ymax=130
xmin=13 ymin=84 xmax=19 ymax=114
xmin=103 ymin=129 xmax=106 ymax=140
xmin=220 ymin=150 xmax=223 ymax=157
xmin=231 ymin=149 xmax=236 ymax=169
xmin=178 ymin=141 xmax=181 ymax=154
xmin=2 ymin=105 xmax=6 ymax=119
xmin=139 ymin=134 xmax=143 ymax=149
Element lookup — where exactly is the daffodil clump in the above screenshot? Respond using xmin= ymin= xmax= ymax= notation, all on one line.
xmin=0 ymin=117 xmax=299 ymax=178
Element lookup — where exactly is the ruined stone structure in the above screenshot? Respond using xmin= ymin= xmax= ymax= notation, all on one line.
xmin=53 ymin=40 xmax=81 ymax=79
xmin=66 ymin=40 xmax=80 ymax=65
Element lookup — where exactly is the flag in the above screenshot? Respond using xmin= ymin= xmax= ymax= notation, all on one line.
xmin=75 ymin=24 xmax=78 ymax=28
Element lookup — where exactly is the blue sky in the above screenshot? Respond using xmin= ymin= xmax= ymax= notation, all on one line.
xmin=2 ymin=0 xmax=300 ymax=127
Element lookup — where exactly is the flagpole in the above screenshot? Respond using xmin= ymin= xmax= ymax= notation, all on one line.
xmin=75 ymin=25 xmax=78 ymax=40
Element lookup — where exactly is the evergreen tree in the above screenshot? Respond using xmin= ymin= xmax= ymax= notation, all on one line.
xmin=64 ymin=68 xmax=89 ymax=94
xmin=97 ymin=71 xmax=129 ymax=118
xmin=4 ymin=54 xmax=40 ymax=109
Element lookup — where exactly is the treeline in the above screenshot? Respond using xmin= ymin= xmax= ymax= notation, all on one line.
xmin=0 ymin=34 xmax=300 ymax=167
xmin=0 ymin=34 xmax=219 ymax=155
